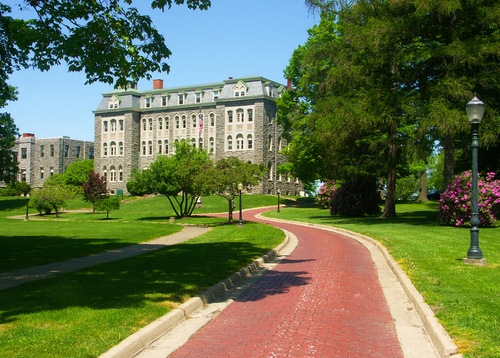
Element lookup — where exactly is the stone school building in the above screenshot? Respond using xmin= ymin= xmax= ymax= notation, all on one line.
xmin=93 ymin=75 xmax=303 ymax=195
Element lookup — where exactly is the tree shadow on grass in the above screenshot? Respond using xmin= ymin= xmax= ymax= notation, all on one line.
xmin=0 ymin=241 xmax=311 ymax=325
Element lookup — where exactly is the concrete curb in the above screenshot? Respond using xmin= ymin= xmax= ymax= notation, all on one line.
xmin=99 ymin=232 xmax=291 ymax=358
xmin=257 ymin=215 xmax=461 ymax=358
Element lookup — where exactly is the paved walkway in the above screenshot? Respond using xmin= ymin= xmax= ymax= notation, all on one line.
xmin=169 ymin=209 xmax=405 ymax=357
xmin=0 ymin=225 xmax=209 ymax=290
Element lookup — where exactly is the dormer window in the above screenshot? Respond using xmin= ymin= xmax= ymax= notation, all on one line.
xmin=161 ymin=94 xmax=168 ymax=106
xmin=213 ymin=89 xmax=219 ymax=101
xmin=232 ymin=81 xmax=248 ymax=97
xmin=195 ymin=91 xmax=202 ymax=103
xmin=178 ymin=93 xmax=186 ymax=105
xmin=145 ymin=97 xmax=152 ymax=108
xmin=108 ymin=95 xmax=120 ymax=109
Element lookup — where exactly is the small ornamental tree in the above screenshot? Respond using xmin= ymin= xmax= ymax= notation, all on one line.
xmin=29 ymin=184 xmax=71 ymax=217
xmin=330 ymin=177 xmax=381 ymax=217
xmin=317 ymin=180 xmax=336 ymax=208
xmin=438 ymin=171 xmax=500 ymax=227
xmin=94 ymin=196 xmax=120 ymax=219
xmin=82 ymin=171 xmax=108 ymax=213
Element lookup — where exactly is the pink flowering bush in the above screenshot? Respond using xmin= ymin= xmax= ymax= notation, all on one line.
xmin=317 ymin=180 xmax=337 ymax=208
xmin=438 ymin=171 xmax=500 ymax=227
xmin=330 ymin=177 xmax=381 ymax=217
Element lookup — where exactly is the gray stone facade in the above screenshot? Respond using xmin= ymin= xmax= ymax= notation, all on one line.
xmin=12 ymin=133 xmax=94 ymax=188
xmin=94 ymin=76 xmax=304 ymax=195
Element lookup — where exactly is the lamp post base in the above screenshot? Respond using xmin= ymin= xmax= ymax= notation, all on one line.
xmin=463 ymin=258 xmax=487 ymax=266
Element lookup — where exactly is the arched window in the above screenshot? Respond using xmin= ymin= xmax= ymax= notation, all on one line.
xmin=182 ymin=115 xmax=187 ymax=128
xmin=236 ymin=134 xmax=244 ymax=150
xmin=148 ymin=141 xmax=153 ymax=155
xmin=118 ymin=166 xmax=123 ymax=182
xmin=103 ymin=121 xmax=108 ymax=132
xmin=119 ymin=142 xmax=123 ymax=155
xmin=110 ymin=166 xmax=116 ymax=182
xmin=142 ymin=141 xmax=146 ymax=155
xmin=110 ymin=141 xmax=116 ymax=156
xmin=210 ymin=113 xmax=215 ymax=126
xmin=227 ymin=110 xmax=233 ymax=123
xmin=102 ymin=143 xmax=108 ymax=156
xmin=158 ymin=117 xmax=163 ymax=130
xmin=247 ymin=109 xmax=253 ymax=122
xmin=158 ymin=140 xmax=162 ymax=154
xmin=165 ymin=117 xmax=169 ymax=130
xmin=237 ymin=109 xmax=244 ymax=122
xmin=175 ymin=116 xmax=180 ymax=129
xmin=192 ymin=114 xmax=197 ymax=128
xmin=165 ymin=140 xmax=169 ymax=154
xmin=199 ymin=138 xmax=203 ymax=149
xmin=247 ymin=134 xmax=253 ymax=149
xmin=142 ymin=118 xmax=146 ymax=131
xmin=191 ymin=138 xmax=196 ymax=147
xmin=103 ymin=166 xmax=108 ymax=181
xmin=227 ymin=135 xmax=233 ymax=150
xmin=110 ymin=119 xmax=117 ymax=131
xmin=148 ymin=118 xmax=153 ymax=131
xmin=119 ymin=119 xmax=124 ymax=131
xmin=209 ymin=137 xmax=215 ymax=153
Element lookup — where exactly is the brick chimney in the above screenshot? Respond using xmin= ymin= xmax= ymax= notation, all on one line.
xmin=22 ymin=133 xmax=35 ymax=137
xmin=153 ymin=79 xmax=164 ymax=89
xmin=287 ymin=78 xmax=292 ymax=90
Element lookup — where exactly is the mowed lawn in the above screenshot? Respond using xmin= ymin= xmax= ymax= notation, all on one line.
xmin=0 ymin=195 xmax=286 ymax=358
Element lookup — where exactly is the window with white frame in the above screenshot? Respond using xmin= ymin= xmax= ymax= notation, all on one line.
xmin=110 ymin=167 xmax=116 ymax=182
xmin=247 ymin=134 xmax=253 ymax=149
xmin=142 ymin=141 xmax=146 ymax=155
xmin=175 ymin=116 xmax=179 ymax=129
xmin=236 ymin=134 xmax=244 ymax=150
xmin=142 ymin=118 xmax=146 ymax=131
xmin=148 ymin=141 xmax=153 ymax=155
xmin=145 ymin=97 xmax=152 ymax=108
xmin=182 ymin=115 xmax=186 ymax=128
xmin=227 ymin=135 xmax=233 ymax=150
xmin=195 ymin=92 xmax=201 ymax=103
xmin=161 ymin=95 xmax=168 ymax=106
xmin=103 ymin=167 xmax=107 ymax=181
xmin=178 ymin=93 xmax=185 ymax=105
xmin=165 ymin=117 xmax=169 ymax=129
xmin=191 ymin=138 xmax=196 ymax=147
xmin=108 ymin=96 xmax=119 ymax=109
xmin=103 ymin=143 xmax=108 ymax=156
xmin=158 ymin=140 xmax=162 ymax=154
xmin=209 ymin=137 xmax=214 ymax=153
xmin=165 ymin=140 xmax=169 ymax=154
xmin=110 ymin=141 xmax=116 ymax=155
xmin=192 ymin=114 xmax=197 ymax=128
xmin=103 ymin=120 xmax=108 ymax=132
xmin=213 ymin=89 xmax=219 ymax=100
xmin=119 ymin=142 xmax=123 ymax=155
xmin=110 ymin=119 xmax=117 ymax=131
xmin=119 ymin=119 xmax=124 ymax=131
xmin=148 ymin=118 xmax=153 ymax=131
xmin=199 ymin=138 xmax=203 ymax=149
xmin=237 ymin=109 xmax=244 ymax=122
xmin=158 ymin=117 xmax=163 ymax=130
xmin=210 ymin=113 xmax=215 ymax=126
xmin=227 ymin=110 xmax=233 ymax=123
xmin=119 ymin=167 xmax=123 ymax=181
xmin=248 ymin=109 xmax=253 ymax=122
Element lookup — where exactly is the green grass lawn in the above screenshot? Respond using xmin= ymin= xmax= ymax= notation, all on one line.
xmin=0 ymin=195 xmax=285 ymax=358
xmin=264 ymin=202 xmax=500 ymax=358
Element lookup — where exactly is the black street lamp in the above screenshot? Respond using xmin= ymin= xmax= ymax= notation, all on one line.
xmin=24 ymin=194 xmax=30 ymax=221
xmin=238 ymin=183 xmax=243 ymax=226
xmin=277 ymin=189 xmax=281 ymax=214
xmin=465 ymin=96 xmax=486 ymax=265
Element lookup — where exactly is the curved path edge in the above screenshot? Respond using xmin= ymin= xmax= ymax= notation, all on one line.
xmin=257 ymin=214 xmax=461 ymax=358
xmin=100 ymin=229 xmax=297 ymax=358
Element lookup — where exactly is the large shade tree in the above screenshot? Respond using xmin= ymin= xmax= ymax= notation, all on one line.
xmin=0 ymin=0 xmax=211 ymax=184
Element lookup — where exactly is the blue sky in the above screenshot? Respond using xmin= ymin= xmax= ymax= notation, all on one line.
xmin=5 ymin=0 xmax=318 ymax=141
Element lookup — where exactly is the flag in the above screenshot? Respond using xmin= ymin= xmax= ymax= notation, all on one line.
xmin=199 ymin=113 xmax=203 ymax=134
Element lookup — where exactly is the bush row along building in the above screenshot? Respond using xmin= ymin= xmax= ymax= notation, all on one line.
xmin=93 ymin=75 xmax=304 ymax=195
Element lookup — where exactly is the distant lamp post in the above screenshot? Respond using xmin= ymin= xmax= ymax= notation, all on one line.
xmin=24 ymin=193 xmax=30 ymax=221
xmin=277 ymin=189 xmax=281 ymax=214
xmin=465 ymin=96 xmax=486 ymax=265
xmin=238 ymin=183 xmax=243 ymax=226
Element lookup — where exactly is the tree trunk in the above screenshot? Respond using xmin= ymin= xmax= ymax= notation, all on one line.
xmin=417 ymin=169 xmax=428 ymax=202
xmin=381 ymin=132 xmax=397 ymax=218
xmin=228 ymin=198 xmax=233 ymax=223
xmin=443 ymin=134 xmax=454 ymax=190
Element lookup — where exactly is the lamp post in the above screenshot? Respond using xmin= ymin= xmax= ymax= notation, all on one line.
xmin=277 ymin=189 xmax=281 ymax=214
xmin=238 ymin=183 xmax=243 ymax=226
xmin=24 ymin=193 xmax=30 ymax=221
xmin=465 ymin=96 xmax=486 ymax=264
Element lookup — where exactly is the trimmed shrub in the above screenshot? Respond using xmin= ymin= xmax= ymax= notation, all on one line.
xmin=438 ymin=171 xmax=500 ymax=227
xmin=330 ymin=177 xmax=381 ymax=217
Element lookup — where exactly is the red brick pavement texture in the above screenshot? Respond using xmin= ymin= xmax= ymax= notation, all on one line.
xmin=171 ymin=208 xmax=403 ymax=357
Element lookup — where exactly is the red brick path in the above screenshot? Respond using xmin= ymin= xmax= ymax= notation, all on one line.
xmin=171 ymin=208 xmax=403 ymax=357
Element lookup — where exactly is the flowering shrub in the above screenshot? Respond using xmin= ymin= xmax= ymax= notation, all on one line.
xmin=438 ymin=171 xmax=500 ymax=227
xmin=330 ymin=177 xmax=381 ymax=217
xmin=317 ymin=180 xmax=337 ymax=208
